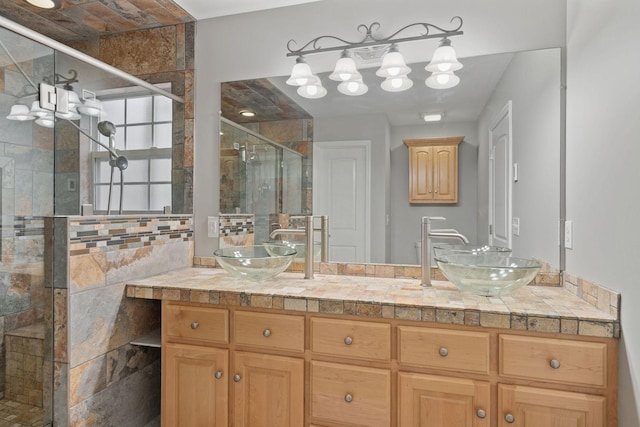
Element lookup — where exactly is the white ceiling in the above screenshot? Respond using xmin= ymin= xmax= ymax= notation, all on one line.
xmin=173 ymin=0 xmax=324 ymax=20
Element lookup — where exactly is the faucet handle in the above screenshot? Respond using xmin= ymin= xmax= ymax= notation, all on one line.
xmin=422 ymin=216 xmax=446 ymax=224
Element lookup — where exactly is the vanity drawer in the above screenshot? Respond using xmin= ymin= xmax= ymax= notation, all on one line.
xmin=233 ymin=311 xmax=305 ymax=353
xmin=310 ymin=361 xmax=391 ymax=427
xmin=499 ymin=334 xmax=607 ymax=387
xmin=398 ymin=326 xmax=490 ymax=374
xmin=310 ymin=317 xmax=391 ymax=362
xmin=164 ymin=303 xmax=229 ymax=345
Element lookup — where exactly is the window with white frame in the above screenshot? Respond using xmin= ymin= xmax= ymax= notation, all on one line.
xmin=92 ymin=93 xmax=173 ymax=213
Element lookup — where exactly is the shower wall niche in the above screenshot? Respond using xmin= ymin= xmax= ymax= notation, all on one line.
xmin=220 ymin=118 xmax=307 ymax=244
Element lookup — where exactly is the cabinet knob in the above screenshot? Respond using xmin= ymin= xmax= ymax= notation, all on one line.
xmin=439 ymin=347 xmax=448 ymax=357
xmin=215 ymin=371 xmax=223 ymax=380
xmin=344 ymin=393 xmax=353 ymax=403
xmin=505 ymin=413 xmax=515 ymax=423
xmin=550 ymin=359 xmax=561 ymax=369
xmin=476 ymin=409 xmax=486 ymax=419
xmin=190 ymin=322 xmax=199 ymax=330
xmin=344 ymin=336 xmax=353 ymax=345
xmin=263 ymin=329 xmax=271 ymax=338
xmin=233 ymin=374 xmax=241 ymax=382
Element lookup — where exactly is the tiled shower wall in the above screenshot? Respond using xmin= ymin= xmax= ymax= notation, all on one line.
xmin=46 ymin=215 xmax=193 ymax=426
xmin=67 ymin=22 xmax=195 ymax=215
xmin=0 ymin=113 xmax=53 ymax=399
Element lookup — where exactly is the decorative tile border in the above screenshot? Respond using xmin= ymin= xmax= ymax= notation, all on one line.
xmin=68 ymin=216 xmax=193 ymax=256
xmin=219 ymin=214 xmax=254 ymax=237
xmin=0 ymin=216 xmax=46 ymax=238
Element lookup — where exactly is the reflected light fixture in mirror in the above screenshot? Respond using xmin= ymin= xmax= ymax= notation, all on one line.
xmin=239 ymin=109 xmax=256 ymax=118
xmin=422 ymin=112 xmax=443 ymax=122
xmin=24 ymin=0 xmax=60 ymax=9
xmin=286 ymin=17 xmax=464 ymax=99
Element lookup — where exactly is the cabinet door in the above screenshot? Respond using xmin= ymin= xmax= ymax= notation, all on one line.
xmin=498 ymin=384 xmax=606 ymax=427
xmin=398 ymin=372 xmax=490 ymax=427
xmin=232 ymin=351 xmax=304 ymax=427
xmin=163 ymin=343 xmax=228 ymax=427
xmin=409 ymin=146 xmax=434 ymax=202
xmin=432 ymin=145 xmax=458 ymax=202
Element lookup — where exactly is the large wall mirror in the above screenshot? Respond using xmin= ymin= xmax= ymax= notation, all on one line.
xmin=220 ymin=47 xmax=562 ymax=270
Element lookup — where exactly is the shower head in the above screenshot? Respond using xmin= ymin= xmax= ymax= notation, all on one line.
xmin=97 ymin=121 xmax=116 ymax=138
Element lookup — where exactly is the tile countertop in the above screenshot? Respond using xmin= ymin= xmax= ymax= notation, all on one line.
xmin=126 ymin=267 xmax=619 ymax=338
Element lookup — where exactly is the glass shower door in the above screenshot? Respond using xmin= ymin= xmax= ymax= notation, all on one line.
xmin=0 ymin=26 xmax=54 ymax=427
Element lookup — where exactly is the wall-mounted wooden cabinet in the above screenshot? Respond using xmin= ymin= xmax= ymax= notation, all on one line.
xmin=403 ymin=137 xmax=463 ymax=204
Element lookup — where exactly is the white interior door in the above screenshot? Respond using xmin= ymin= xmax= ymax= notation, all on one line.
xmin=313 ymin=141 xmax=370 ymax=263
xmin=489 ymin=102 xmax=513 ymax=249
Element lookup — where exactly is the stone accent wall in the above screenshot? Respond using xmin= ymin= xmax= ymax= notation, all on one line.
xmin=46 ymin=215 xmax=193 ymax=427
xmin=68 ymin=22 xmax=195 ymax=215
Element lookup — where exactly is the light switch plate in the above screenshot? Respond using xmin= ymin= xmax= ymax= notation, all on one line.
xmin=564 ymin=220 xmax=573 ymax=249
xmin=512 ymin=217 xmax=520 ymax=236
xmin=207 ymin=216 xmax=219 ymax=238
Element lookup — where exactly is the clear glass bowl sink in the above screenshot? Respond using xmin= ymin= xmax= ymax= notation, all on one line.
xmin=435 ymin=253 xmax=541 ymax=296
xmin=213 ymin=245 xmax=296 ymax=282
xmin=265 ymin=240 xmax=321 ymax=262
xmin=433 ymin=244 xmax=512 ymax=258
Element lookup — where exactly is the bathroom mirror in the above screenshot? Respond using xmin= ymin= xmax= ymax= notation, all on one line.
xmin=220 ymin=47 xmax=562 ymax=270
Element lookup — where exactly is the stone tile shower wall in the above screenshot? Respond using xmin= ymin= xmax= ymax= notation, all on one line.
xmin=46 ymin=215 xmax=193 ymax=426
xmin=0 ymin=108 xmax=53 ymax=399
xmin=68 ymin=22 xmax=195 ymax=215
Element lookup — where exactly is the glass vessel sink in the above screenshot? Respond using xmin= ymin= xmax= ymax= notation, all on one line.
xmin=265 ymin=239 xmax=321 ymax=263
xmin=213 ymin=245 xmax=297 ymax=282
xmin=435 ymin=253 xmax=541 ymax=296
xmin=432 ymin=244 xmax=512 ymax=258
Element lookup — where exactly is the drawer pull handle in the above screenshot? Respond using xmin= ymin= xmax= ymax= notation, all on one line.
xmin=550 ymin=359 xmax=561 ymax=369
xmin=215 ymin=371 xmax=223 ymax=380
xmin=263 ymin=329 xmax=272 ymax=338
xmin=233 ymin=374 xmax=241 ymax=382
xmin=439 ymin=347 xmax=448 ymax=357
xmin=190 ymin=322 xmax=199 ymax=330
xmin=476 ymin=409 xmax=486 ymax=419
xmin=344 ymin=393 xmax=353 ymax=403
xmin=505 ymin=413 xmax=515 ymax=423
xmin=344 ymin=336 xmax=353 ymax=345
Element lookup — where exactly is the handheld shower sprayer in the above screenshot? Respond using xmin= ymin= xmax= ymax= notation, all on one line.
xmin=97 ymin=121 xmax=128 ymax=171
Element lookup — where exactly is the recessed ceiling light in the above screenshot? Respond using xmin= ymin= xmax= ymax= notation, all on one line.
xmin=239 ymin=109 xmax=256 ymax=117
xmin=24 ymin=0 xmax=61 ymax=9
xmin=422 ymin=113 xmax=443 ymax=122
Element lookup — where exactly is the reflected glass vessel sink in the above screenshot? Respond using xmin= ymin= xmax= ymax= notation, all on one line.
xmin=213 ymin=245 xmax=296 ymax=282
xmin=265 ymin=240 xmax=321 ymax=263
xmin=435 ymin=253 xmax=541 ymax=296
xmin=432 ymin=244 xmax=512 ymax=258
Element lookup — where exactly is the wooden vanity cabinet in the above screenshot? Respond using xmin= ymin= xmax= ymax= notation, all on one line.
xmin=162 ymin=303 xmax=304 ymax=427
xmin=403 ymin=137 xmax=463 ymax=204
xmin=161 ymin=301 xmax=617 ymax=427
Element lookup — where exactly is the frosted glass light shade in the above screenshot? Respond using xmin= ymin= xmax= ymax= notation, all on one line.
xmin=30 ymin=100 xmax=49 ymax=117
xmin=297 ymin=82 xmax=327 ymax=99
xmin=24 ymin=0 xmax=60 ymax=9
xmin=376 ymin=45 xmax=411 ymax=78
xmin=55 ymin=106 xmax=81 ymax=120
xmin=381 ymin=76 xmax=413 ymax=92
xmin=78 ymin=99 xmax=104 ymax=116
xmin=286 ymin=57 xmax=315 ymax=86
xmin=7 ymin=104 xmax=35 ymax=121
xmin=36 ymin=115 xmax=55 ymax=128
xmin=425 ymin=71 xmax=460 ymax=89
xmin=337 ymin=78 xmax=368 ymax=96
xmin=426 ymin=38 xmax=463 ymax=72
xmin=329 ymin=52 xmax=360 ymax=82
xmin=67 ymin=90 xmax=82 ymax=108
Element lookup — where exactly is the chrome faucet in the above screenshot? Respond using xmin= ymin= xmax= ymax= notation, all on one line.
xmin=421 ymin=216 xmax=469 ymax=286
xmin=268 ymin=215 xmax=330 ymax=280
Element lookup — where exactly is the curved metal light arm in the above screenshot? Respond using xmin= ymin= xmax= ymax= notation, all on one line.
xmin=286 ymin=16 xmax=463 ymax=57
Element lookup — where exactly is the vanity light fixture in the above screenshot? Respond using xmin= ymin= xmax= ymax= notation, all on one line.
xmin=24 ymin=0 xmax=61 ymax=9
xmin=286 ymin=17 xmax=464 ymax=99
